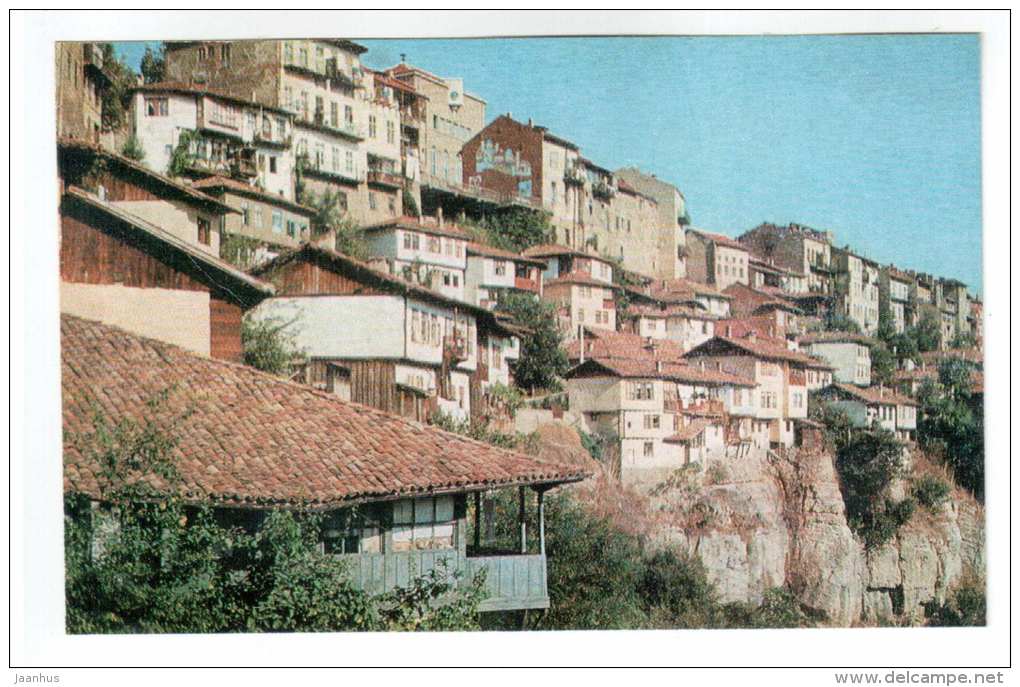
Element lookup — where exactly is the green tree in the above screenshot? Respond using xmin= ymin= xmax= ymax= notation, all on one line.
xmin=462 ymin=207 xmax=554 ymax=253
xmin=912 ymin=475 xmax=951 ymax=510
xmin=402 ymin=188 xmax=420 ymax=218
xmin=97 ymin=43 xmax=137 ymax=132
xmin=140 ymin=44 xmax=166 ymax=84
xmin=824 ymin=311 xmax=862 ymax=334
xmin=833 ymin=429 xmax=914 ymax=549
xmin=497 ymin=291 xmax=570 ymax=393
xmin=870 ymin=340 xmax=897 ymax=386
xmin=166 ymin=129 xmax=200 ymax=177
xmin=917 ymin=360 xmax=984 ymax=499
xmin=241 ymin=315 xmax=306 ymax=376
xmin=911 ymin=311 xmax=943 ymax=352
xmin=639 ymin=549 xmax=721 ymax=628
xmin=924 ymin=578 xmax=986 ymax=627
xmin=298 ymin=187 xmax=368 ymax=259
xmin=120 ymin=134 xmax=145 ymax=161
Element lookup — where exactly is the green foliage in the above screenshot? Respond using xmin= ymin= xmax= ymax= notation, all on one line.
xmin=924 ymin=577 xmax=986 ymax=627
xmin=140 ymin=44 xmax=166 ymax=84
xmin=912 ymin=475 xmax=951 ymax=510
xmin=241 ymin=315 xmax=305 ymax=376
xmin=832 ymin=428 xmax=913 ymax=549
xmin=98 ymin=44 xmax=137 ymax=131
xmin=485 ymin=382 xmax=525 ymax=417
xmin=220 ymin=231 xmax=264 ymax=270
xmin=719 ymin=588 xmax=821 ymax=629
xmin=378 ymin=561 xmax=486 ymax=631
xmin=298 ymin=187 xmax=368 ymax=258
xmin=886 ymin=331 xmax=921 ymax=366
xmin=705 ymin=460 xmax=729 ymax=485
xmin=497 ymin=291 xmax=570 ymax=393
xmin=167 ymin=129 xmax=200 ymax=178
xmin=911 ymin=311 xmax=943 ymax=352
xmin=870 ymin=340 xmax=898 ymax=386
xmin=824 ymin=311 xmax=862 ymax=334
xmin=917 ymin=360 xmax=984 ymax=499
xmin=120 ymin=134 xmax=145 ymax=161
xmin=950 ymin=330 xmax=977 ymax=349
xmin=460 ymin=207 xmax=555 ymax=253
xmin=639 ymin=549 xmax=721 ymax=628
xmin=65 ymin=392 xmax=486 ymax=633
xmin=579 ymin=428 xmax=618 ymax=466
xmin=401 ymin=188 xmax=420 ymax=218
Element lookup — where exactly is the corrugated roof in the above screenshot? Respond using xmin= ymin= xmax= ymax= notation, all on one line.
xmin=62 ymin=314 xmax=588 ymax=508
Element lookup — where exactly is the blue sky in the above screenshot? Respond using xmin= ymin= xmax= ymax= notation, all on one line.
xmin=114 ymin=35 xmax=982 ymax=293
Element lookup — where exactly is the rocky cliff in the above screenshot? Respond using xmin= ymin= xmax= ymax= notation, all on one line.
xmin=644 ymin=444 xmax=984 ymax=626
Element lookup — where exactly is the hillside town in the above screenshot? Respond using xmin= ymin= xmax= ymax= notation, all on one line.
xmin=56 ymin=39 xmax=985 ymax=631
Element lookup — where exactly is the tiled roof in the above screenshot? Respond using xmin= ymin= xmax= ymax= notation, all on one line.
xmin=565 ymin=330 xmax=685 ymax=362
xmin=62 ymin=187 xmax=274 ymax=301
xmin=465 ymin=242 xmax=547 ymax=267
xmin=62 ymin=315 xmax=588 ymax=508
xmin=58 ymin=138 xmax=238 ymax=215
xmin=799 ymin=331 xmax=878 ymax=346
xmin=521 ymin=243 xmax=599 ymax=260
xmin=714 ymin=317 xmax=787 ymax=341
xmin=361 ymin=216 xmax=472 ymax=240
xmin=688 ymin=229 xmax=748 ymax=252
xmin=648 ymin=278 xmax=732 ymax=302
xmin=191 ymin=176 xmax=317 ymax=216
xmin=686 ymin=335 xmax=834 ymax=370
xmin=565 ymin=357 xmax=754 ymax=387
xmin=724 ymin=283 xmax=803 ymax=315
xmin=918 ymin=348 xmax=983 ymax=366
xmin=544 ymin=271 xmax=615 ymax=289
xmin=828 ymin=382 xmax=918 ymax=407
xmin=664 ymin=420 xmax=712 ymax=443
xmin=622 ymin=303 xmax=716 ymax=320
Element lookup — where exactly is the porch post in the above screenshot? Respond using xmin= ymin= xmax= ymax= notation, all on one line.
xmin=518 ymin=486 xmax=527 ymax=554
xmin=537 ymin=488 xmax=546 ymax=557
xmin=473 ymin=491 xmax=481 ymax=550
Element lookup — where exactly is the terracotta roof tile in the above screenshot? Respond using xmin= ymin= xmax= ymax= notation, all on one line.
xmin=689 ymin=229 xmax=748 ymax=251
xmin=664 ymin=420 xmax=713 ymax=443
xmin=465 ymin=242 xmax=546 ymax=267
xmin=829 ymin=382 xmax=918 ymax=407
xmin=191 ymin=176 xmax=317 ymax=216
xmin=544 ymin=271 xmax=615 ymax=289
xmin=686 ymin=335 xmax=834 ymax=370
xmin=361 ymin=216 xmax=472 ymax=240
xmin=62 ymin=315 xmax=589 ymax=508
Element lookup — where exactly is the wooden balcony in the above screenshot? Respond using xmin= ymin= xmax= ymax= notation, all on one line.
xmin=367 ymin=169 xmax=403 ymax=189
xmin=514 ymin=275 xmax=541 ymax=293
xmin=339 ymin=550 xmax=549 ymax=612
xmin=444 ymin=333 xmax=469 ymax=362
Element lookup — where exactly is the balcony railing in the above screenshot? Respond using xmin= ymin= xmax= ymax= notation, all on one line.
xmin=592 ymin=180 xmax=615 ymax=200
xmin=367 ymin=169 xmax=403 ymax=189
xmin=514 ymin=275 xmax=540 ymax=293
xmin=338 ymin=550 xmax=549 ymax=612
xmin=253 ymin=131 xmax=292 ymax=149
xmin=422 ymin=174 xmax=544 ymax=210
xmin=563 ymin=166 xmax=586 ymax=187
xmin=444 ymin=333 xmax=469 ymax=362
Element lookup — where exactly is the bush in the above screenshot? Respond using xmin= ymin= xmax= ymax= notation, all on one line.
xmin=720 ymin=588 xmax=821 ymax=629
xmin=496 ymin=292 xmax=570 ymax=393
xmin=638 ymin=549 xmax=721 ymax=628
xmin=924 ymin=578 xmax=986 ymax=626
xmin=120 ymin=135 xmax=145 ymax=161
xmin=912 ymin=475 xmax=951 ymax=510
xmin=242 ymin=315 xmax=305 ymax=376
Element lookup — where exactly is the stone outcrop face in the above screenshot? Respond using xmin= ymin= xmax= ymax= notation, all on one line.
xmin=644 ymin=445 xmax=984 ymax=626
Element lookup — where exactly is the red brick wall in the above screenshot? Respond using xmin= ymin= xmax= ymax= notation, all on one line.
xmin=461 ymin=115 xmax=544 ymax=202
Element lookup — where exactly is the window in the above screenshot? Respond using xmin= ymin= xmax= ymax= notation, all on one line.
xmin=388 ymin=195 xmax=396 ymax=214
xmin=197 ymin=217 xmax=211 ymax=245
xmin=369 ymin=192 xmax=377 ymax=210
xmin=269 ymin=156 xmax=277 ymax=174
xmin=286 ymin=219 xmax=296 ymax=238
xmin=271 ymin=210 xmax=283 ymax=234
xmin=403 ymin=231 xmax=420 ymax=250
xmin=644 ymin=414 xmax=661 ymax=430
xmin=369 ymin=115 xmax=377 ymax=138
xmin=386 ymin=120 xmax=395 ymax=144
xmin=220 ymin=43 xmax=231 ymax=67
xmin=344 ymin=105 xmax=353 ymax=124
xmin=240 ymin=202 xmax=250 ymax=226
xmin=428 ymin=236 xmax=440 ymax=253
xmin=332 ymin=146 xmax=340 ymax=172
xmin=494 ymin=260 xmax=507 ymax=277
xmin=345 ymin=150 xmax=354 ymax=174
xmin=283 ymin=86 xmax=293 ymax=110
xmin=628 ymin=381 xmax=654 ymax=401
xmin=330 ymin=102 xmax=338 ymax=128
xmin=643 ymin=442 xmax=654 ymax=457
xmin=145 ymin=97 xmax=168 ymax=117
xmin=299 ymin=46 xmax=308 ymax=67
xmin=284 ymin=42 xmax=293 ymax=64
xmin=254 ymin=207 xmax=264 ymax=228
xmin=321 ymin=510 xmax=379 ymax=554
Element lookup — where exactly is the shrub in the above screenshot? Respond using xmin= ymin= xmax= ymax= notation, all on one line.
xmin=120 ymin=135 xmax=145 ymax=161
xmin=496 ymin=292 xmax=570 ymax=393
xmin=912 ymin=475 xmax=951 ymax=510
xmin=241 ymin=315 xmax=305 ymax=376
xmin=638 ymin=549 xmax=721 ymax=628
xmin=924 ymin=578 xmax=986 ymax=627
xmin=706 ymin=460 xmax=729 ymax=485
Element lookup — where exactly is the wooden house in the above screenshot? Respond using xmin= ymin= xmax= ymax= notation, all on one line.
xmin=62 ymin=314 xmax=589 ymax=612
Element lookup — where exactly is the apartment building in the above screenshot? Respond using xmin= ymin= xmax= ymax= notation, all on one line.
xmin=129 ymin=82 xmax=295 ymax=198
xmin=522 ymin=244 xmax=615 ymax=285
xmin=831 ymin=247 xmax=880 ymax=335
xmin=165 ymin=39 xmax=402 ymax=224
xmin=565 ymin=329 xmax=687 ymax=366
xmin=815 ymin=383 xmax=918 ymax=442
xmin=461 ymin=116 xmax=668 ymax=278
xmin=564 ymin=357 xmax=754 ymax=483
xmin=684 ymin=330 xmax=833 ymax=448
xmin=614 ymin=167 xmax=689 ymax=279
xmin=250 ymin=244 xmax=520 ymax=423
xmin=798 ymin=332 xmax=874 ymax=387
xmin=361 ymin=215 xmax=470 ymax=301
xmin=618 ymin=304 xmax=716 ymax=350
xmin=738 ymin=222 xmax=835 ymax=296
xmin=464 ymin=243 xmax=545 ymax=309
xmin=634 ymin=278 xmax=733 ymax=318
xmin=878 ymin=266 xmax=913 ymax=333
xmin=542 ymin=272 xmax=617 ymax=340
xmin=388 ymin=61 xmax=486 ymax=186
xmin=748 ymin=257 xmax=807 ymax=295
xmin=723 ymin=283 xmax=802 ymax=335
xmin=56 ymin=42 xmax=109 ymax=145
xmin=685 ymin=229 xmax=750 ymax=289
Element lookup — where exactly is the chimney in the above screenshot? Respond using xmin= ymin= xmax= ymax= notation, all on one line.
xmin=400 ymin=53 xmax=407 ymax=63
xmin=528 ymin=117 xmax=533 ymax=127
